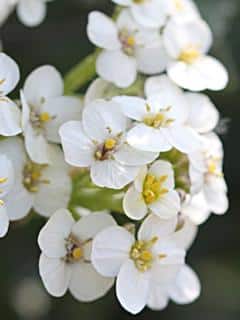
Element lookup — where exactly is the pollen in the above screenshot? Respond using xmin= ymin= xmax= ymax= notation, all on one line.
xmin=104 ymin=138 xmax=117 ymax=150
xmin=0 ymin=78 xmax=6 ymax=85
xmin=0 ymin=199 xmax=4 ymax=206
xmin=39 ymin=112 xmax=51 ymax=122
xmin=179 ymin=46 xmax=200 ymax=64
xmin=174 ymin=0 xmax=183 ymax=11
xmin=126 ymin=36 xmax=135 ymax=47
xmin=0 ymin=177 xmax=7 ymax=184
xmin=72 ymin=247 xmax=83 ymax=261
xmin=142 ymin=174 xmax=168 ymax=204
xmin=143 ymin=109 xmax=174 ymax=129
xmin=23 ymin=161 xmax=49 ymax=193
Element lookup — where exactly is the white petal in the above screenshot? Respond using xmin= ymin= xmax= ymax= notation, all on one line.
xmin=145 ymin=74 xmax=184 ymax=98
xmin=17 ymin=0 xmax=46 ymax=27
xmin=84 ymin=78 xmax=112 ymax=105
xmin=204 ymin=176 xmax=228 ymax=215
xmin=5 ymin=181 xmax=34 ymax=221
xmin=82 ymin=99 xmax=127 ymax=141
xmin=138 ymin=214 xmax=178 ymax=241
xmin=23 ymin=65 xmax=63 ymax=107
xmin=112 ymin=0 xmax=131 ymax=4
xmin=24 ymin=124 xmax=51 ymax=164
xmin=42 ymin=96 xmax=83 ymax=143
xmin=116 ymin=259 xmax=150 ymax=314
xmin=0 ymin=205 xmax=9 ymax=238
xmin=59 ymin=121 xmax=94 ymax=167
xmin=91 ymin=160 xmax=139 ymax=189
xmin=0 ymin=98 xmax=22 ymax=136
xmin=39 ymin=254 xmax=71 ymax=297
xmin=123 ymin=185 xmax=147 ymax=220
xmin=115 ymin=143 xmax=158 ymax=166
xmin=149 ymin=190 xmax=180 ymax=219
xmin=69 ymin=262 xmax=114 ymax=302
xmin=163 ymin=18 xmax=212 ymax=58
xmin=134 ymin=165 xmax=147 ymax=192
xmin=169 ymin=265 xmax=201 ymax=304
xmin=186 ymin=93 xmax=219 ymax=133
xmin=96 ymin=50 xmax=137 ymax=88
xmin=113 ymin=96 xmax=147 ymax=121
xmin=0 ymin=52 xmax=20 ymax=96
xmin=33 ymin=146 xmax=71 ymax=217
xmin=136 ymin=42 xmax=169 ymax=74
xmin=127 ymin=124 xmax=172 ymax=152
xmin=166 ymin=125 xmax=202 ymax=154
xmin=38 ymin=209 xmax=74 ymax=258
xmin=87 ymin=11 xmax=120 ymax=50
xmin=91 ymin=226 xmax=134 ymax=277
xmin=0 ymin=154 xmax=14 ymax=196
xmin=149 ymin=160 xmax=175 ymax=189
xmin=147 ymin=284 xmax=169 ymax=311
xmin=170 ymin=218 xmax=198 ymax=250
xmin=71 ymin=212 xmax=116 ymax=242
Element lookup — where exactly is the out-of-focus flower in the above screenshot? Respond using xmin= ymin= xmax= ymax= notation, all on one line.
xmin=91 ymin=214 xmax=186 ymax=314
xmin=59 ymin=99 xmax=158 ymax=189
xmin=21 ymin=65 xmax=82 ymax=164
xmin=87 ymin=10 xmax=168 ymax=88
xmin=38 ymin=209 xmax=115 ymax=301
xmin=123 ymin=160 xmax=180 ymax=220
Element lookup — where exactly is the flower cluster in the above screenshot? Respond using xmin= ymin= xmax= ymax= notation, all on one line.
xmin=0 ymin=0 xmax=229 ymax=315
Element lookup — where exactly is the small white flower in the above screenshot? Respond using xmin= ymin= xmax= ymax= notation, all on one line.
xmin=16 ymin=0 xmax=52 ymax=27
xmin=21 ymin=65 xmax=82 ymax=164
xmin=0 ymin=137 xmax=71 ymax=225
xmin=0 ymin=52 xmax=22 ymax=136
xmin=111 ymin=0 xmax=171 ymax=28
xmin=38 ymin=209 xmax=115 ymax=301
xmin=189 ymin=132 xmax=228 ymax=216
xmin=163 ymin=18 xmax=228 ymax=91
xmin=114 ymin=78 xmax=202 ymax=153
xmin=91 ymin=214 xmax=186 ymax=314
xmin=87 ymin=10 xmax=168 ymax=88
xmin=59 ymin=99 xmax=158 ymax=189
xmin=123 ymin=160 xmax=180 ymax=220
xmin=146 ymin=75 xmax=220 ymax=134
xmin=148 ymin=264 xmax=201 ymax=310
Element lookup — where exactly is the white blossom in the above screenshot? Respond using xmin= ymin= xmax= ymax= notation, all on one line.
xmin=0 ymin=137 xmax=71 ymax=227
xmin=38 ymin=209 xmax=115 ymax=301
xmin=21 ymin=65 xmax=82 ymax=164
xmin=87 ymin=10 xmax=168 ymax=88
xmin=0 ymin=52 xmax=22 ymax=136
xmin=59 ymin=99 xmax=158 ymax=189
xmin=123 ymin=160 xmax=180 ymax=220
xmin=92 ymin=214 xmax=186 ymax=314
xmin=163 ymin=18 xmax=228 ymax=91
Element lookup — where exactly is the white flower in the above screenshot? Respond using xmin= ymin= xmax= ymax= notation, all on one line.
xmin=0 ymin=137 xmax=71 ymax=224
xmin=0 ymin=52 xmax=22 ymax=136
xmin=91 ymin=214 xmax=186 ymax=314
xmin=146 ymin=75 xmax=220 ymax=134
xmin=163 ymin=18 xmax=228 ymax=91
xmin=168 ymin=0 xmax=200 ymax=21
xmin=114 ymin=79 xmax=202 ymax=153
xmin=38 ymin=209 xmax=115 ymax=301
xmin=59 ymin=99 xmax=158 ymax=189
xmin=111 ymin=0 xmax=171 ymax=28
xmin=21 ymin=65 xmax=82 ymax=164
xmin=0 ymin=154 xmax=15 ymax=237
xmin=189 ymin=133 xmax=228 ymax=216
xmin=148 ymin=264 xmax=201 ymax=310
xmin=16 ymin=0 xmax=52 ymax=27
xmin=123 ymin=160 xmax=180 ymax=220
xmin=87 ymin=10 xmax=168 ymax=88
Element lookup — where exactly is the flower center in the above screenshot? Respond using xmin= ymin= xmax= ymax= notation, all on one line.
xmin=23 ymin=161 xmax=49 ymax=193
xmin=142 ymin=174 xmax=168 ymax=204
xmin=0 ymin=177 xmax=7 ymax=206
xmin=130 ymin=237 xmax=158 ymax=272
xmin=143 ymin=106 xmax=174 ymax=129
xmin=30 ymin=110 xmax=53 ymax=130
xmin=179 ymin=45 xmax=201 ymax=64
xmin=119 ymin=29 xmax=136 ymax=56
xmin=64 ymin=234 xmax=84 ymax=264
xmin=95 ymin=138 xmax=118 ymax=161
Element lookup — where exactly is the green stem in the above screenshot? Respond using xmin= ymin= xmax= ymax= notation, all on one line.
xmin=64 ymin=50 xmax=99 ymax=95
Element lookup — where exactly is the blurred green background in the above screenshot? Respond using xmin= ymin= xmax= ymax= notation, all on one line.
xmin=0 ymin=0 xmax=239 ymax=319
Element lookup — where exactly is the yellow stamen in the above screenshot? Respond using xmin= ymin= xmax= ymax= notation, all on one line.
xmin=143 ymin=174 xmax=168 ymax=204
xmin=0 ymin=199 xmax=4 ymax=206
xmin=133 ymin=0 xmax=145 ymax=3
xmin=39 ymin=112 xmax=51 ymax=122
xmin=126 ymin=36 xmax=135 ymax=47
xmin=159 ymin=253 xmax=167 ymax=259
xmin=72 ymin=247 xmax=83 ymax=261
xmin=179 ymin=46 xmax=200 ymax=64
xmin=104 ymin=138 xmax=117 ymax=150
xmin=0 ymin=177 xmax=7 ymax=184
xmin=174 ymin=0 xmax=183 ymax=11
xmin=0 ymin=79 xmax=5 ymax=85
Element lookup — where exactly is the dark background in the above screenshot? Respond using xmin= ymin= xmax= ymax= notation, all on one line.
xmin=0 ymin=0 xmax=239 ymax=319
